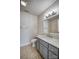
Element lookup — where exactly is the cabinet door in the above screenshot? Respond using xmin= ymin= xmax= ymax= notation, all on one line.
xmin=49 ymin=51 xmax=58 ymax=59
xmin=49 ymin=44 xmax=59 ymax=56
xmin=36 ymin=40 xmax=40 ymax=51
xmin=40 ymin=44 xmax=48 ymax=59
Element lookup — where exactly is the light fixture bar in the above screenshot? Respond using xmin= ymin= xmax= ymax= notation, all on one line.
xmin=21 ymin=0 xmax=27 ymax=7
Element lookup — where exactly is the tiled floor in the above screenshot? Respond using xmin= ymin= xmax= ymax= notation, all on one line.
xmin=20 ymin=44 xmax=43 ymax=59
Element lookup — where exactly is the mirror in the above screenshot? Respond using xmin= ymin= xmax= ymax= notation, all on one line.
xmin=43 ymin=15 xmax=59 ymax=38
xmin=42 ymin=0 xmax=59 ymax=39
xmin=48 ymin=15 xmax=59 ymax=33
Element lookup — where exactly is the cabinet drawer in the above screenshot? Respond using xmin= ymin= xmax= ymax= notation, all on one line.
xmin=49 ymin=44 xmax=59 ymax=56
xmin=40 ymin=44 xmax=48 ymax=59
xmin=49 ymin=51 xmax=58 ymax=59
xmin=40 ymin=39 xmax=48 ymax=48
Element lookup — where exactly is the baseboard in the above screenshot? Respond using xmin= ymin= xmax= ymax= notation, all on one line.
xmin=20 ymin=42 xmax=31 ymax=47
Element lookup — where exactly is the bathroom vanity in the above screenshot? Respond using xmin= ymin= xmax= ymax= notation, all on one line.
xmin=35 ymin=35 xmax=59 ymax=59
xmin=35 ymin=1 xmax=59 ymax=58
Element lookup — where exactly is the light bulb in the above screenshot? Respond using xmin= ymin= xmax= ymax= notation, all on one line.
xmin=21 ymin=0 xmax=27 ymax=7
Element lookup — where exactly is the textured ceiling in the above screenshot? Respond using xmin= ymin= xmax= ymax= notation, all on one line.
xmin=20 ymin=0 xmax=56 ymax=16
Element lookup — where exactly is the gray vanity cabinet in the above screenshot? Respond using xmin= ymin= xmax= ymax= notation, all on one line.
xmin=49 ymin=51 xmax=58 ymax=59
xmin=40 ymin=39 xmax=48 ymax=48
xmin=49 ymin=44 xmax=59 ymax=56
xmin=35 ymin=39 xmax=40 ymax=51
xmin=49 ymin=44 xmax=59 ymax=59
xmin=40 ymin=44 xmax=48 ymax=59
xmin=35 ymin=37 xmax=59 ymax=59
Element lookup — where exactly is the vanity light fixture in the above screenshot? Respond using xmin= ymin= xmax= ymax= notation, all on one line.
xmin=49 ymin=10 xmax=53 ymax=15
xmin=43 ymin=9 xmax=57 ymax=20
xmin=21 ymin=0 xmax=27 ymax=7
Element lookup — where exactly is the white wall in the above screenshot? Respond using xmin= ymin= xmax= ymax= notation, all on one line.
xmin=20 ymin=11 xmax=37 ymax=47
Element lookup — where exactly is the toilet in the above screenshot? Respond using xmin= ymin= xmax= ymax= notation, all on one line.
xmin=31 ymin=39 xmax=37 ymax=47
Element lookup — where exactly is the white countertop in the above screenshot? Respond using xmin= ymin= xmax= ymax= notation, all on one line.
xmin=36 ymin=35 xmax=59 ymax=48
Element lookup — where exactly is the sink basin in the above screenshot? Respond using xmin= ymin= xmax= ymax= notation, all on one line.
xmin=46 ymin=33 xmax=59 ymax=39
xmin=47 ymin=34 xmax=53 ymax=38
